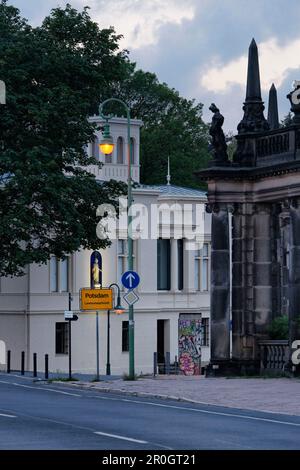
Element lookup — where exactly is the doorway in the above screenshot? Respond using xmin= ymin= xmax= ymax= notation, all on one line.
xmin=157 ymin=320 xmax=166 ymax=363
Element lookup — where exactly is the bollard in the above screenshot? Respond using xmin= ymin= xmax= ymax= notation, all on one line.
xmin=33 ymin=353 xmax=37 ymax=378
xmin=153 ymin=352 xmax=157 ymax=377
xmin=175 ymin=355 xmax=178 ymax=375
xmin=7 ymin=350 xmax=11 ymax=374
xmin=45 ymin=354 xmax=49 ymax=380
xmin=165 ymin=352 xmax=170 ymax=375
xmin=21 ymin=351 xmax=25 ymax=375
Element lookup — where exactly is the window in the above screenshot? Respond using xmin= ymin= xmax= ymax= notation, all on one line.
xmin=91 ymin=136 xmax=99 ymax=160
xmin=117 ymin=240 xmax=136 ymax=290
xmin=178 ymin=239 xmax=184 ymax=291
xmin=50 ymin=256 xmax=58 ymax=292
xmin=194 ymin=243 xmax=210 ymax=291
xmin=105 ymin=152 xmax=112 ymax=164
xmin=201 ymin=318 xmax=210 ymax=347
xmin=122 ymin=321 xmax=129 ymax=352
xmin=50 ymin=256 xmax=71 ymax=292
xmin=55 ymin=322 xmax=69 ymax=354
xmin=117 ymin=137 xmax=124 ymax=164
xmin=60 ymin=258 xmax=69 ymax=292
xmin=130 ymin=137 xmax=135 ymax=164
xmin=157 ymin=239 xmax=171 ymax=290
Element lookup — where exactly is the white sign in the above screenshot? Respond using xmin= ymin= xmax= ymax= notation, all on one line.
xmin=291 ymin=340 xmax=300 ymax=365
xmin=123 ymin=290 xmax=139 ymax=307
xmin=64 ymin=310 xmax=74 ymax=320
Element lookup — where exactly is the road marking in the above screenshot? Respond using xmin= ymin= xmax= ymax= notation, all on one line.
xmin=8 ymin=382 xmax=81 ymax=397
xmin=0 ymin=413 xmax=16 ymax=418
xmin=94 ymin=431 xmax=148 ymax=444
xmin=41 ymin=388 xmax=81 ymax=397
xmin=92 ymin=395 xmax=300 ymax=428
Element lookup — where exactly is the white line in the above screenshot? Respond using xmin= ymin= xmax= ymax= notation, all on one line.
xmin=94 ymin=431 xmax=148 ymax=444
xmin=0 ymin=413 xmax=16 ymax=419
xmin=41 ymin=388 xmax=81 ymax=397
xmin=93 ymin=396 xmax=300 ymax=428
xmin=11 ymin=382 xmax=81 ymax=397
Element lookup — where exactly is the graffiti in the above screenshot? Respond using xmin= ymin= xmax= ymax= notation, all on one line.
xmin=178 ymin=318 xmax=202 ymax=376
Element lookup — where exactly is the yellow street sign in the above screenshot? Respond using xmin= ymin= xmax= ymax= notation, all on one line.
xmin=80 ymin=288 xmax=113 ymax=311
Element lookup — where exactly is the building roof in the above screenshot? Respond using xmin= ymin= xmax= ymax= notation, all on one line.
xmin=135 ymin=184 xmax=207 ymax=199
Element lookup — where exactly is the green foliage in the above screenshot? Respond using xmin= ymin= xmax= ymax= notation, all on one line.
xmin=113 ymin=69 xmax=210 ymax=189
xmin=226 ymin=133 xmax=237 ymax=162
xmin=281 ymin=112 xmax=293 ymax=127
xmin=0 ymin=1 xmax=209 ymax=276
xmin=0 ymin=1 xmax=127 ymax=276
xmin=268 ymin=316 xmax=289 ymax=340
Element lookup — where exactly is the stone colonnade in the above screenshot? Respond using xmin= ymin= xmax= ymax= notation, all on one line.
xmin=208 ymin=199 xmax=300 ymax=367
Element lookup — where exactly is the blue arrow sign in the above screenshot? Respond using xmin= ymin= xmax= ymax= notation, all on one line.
xmin=121 ymin=271 xmax=140 ymax=290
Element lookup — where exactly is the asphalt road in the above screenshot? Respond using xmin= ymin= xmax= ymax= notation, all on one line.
xmin=0 ymin=373 xmax=300 ymax=450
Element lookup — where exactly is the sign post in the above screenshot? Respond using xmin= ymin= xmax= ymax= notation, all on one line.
xmin=81 ymin=280 xmax=113 ymax=381
xmin=121 ymin=271 xmax=140 ymax=379
xmin=80 ymin=288 xmax=113 ymax=311
xmin=96 ymin=311 xmax=100 ymax=381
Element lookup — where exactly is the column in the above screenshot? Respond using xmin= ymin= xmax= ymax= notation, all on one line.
xmin=209 ymin=204 xmax=230 ymax=361
xmin=289 ymin=199 xmax=300 ymax=344
xmin=171 ymin=238 xmax=178 ymax=291
xmin=253 ymin=204 xmax=273 ymax=343
xmin=231 ymin=203 xmax=244 ymax=360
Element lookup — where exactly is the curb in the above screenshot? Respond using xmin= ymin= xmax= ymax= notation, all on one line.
xmin=52 ymin=380 xmax=300 ymax=417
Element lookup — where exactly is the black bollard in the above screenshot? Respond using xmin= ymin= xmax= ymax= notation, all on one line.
xmin=45 ymin=354 xmax=49 ymax=380
xmin=21 ymin=351 xmax=25 ymax=375
xmin=7 ymin=350 xmax=11 ymax=374
xmin=33 ymin=353 xmax=37 ymax=378
xmin=153 ymin=352 xmax=157 ymax=377
xmin=165 ymin=352 xmax=170 ymax=375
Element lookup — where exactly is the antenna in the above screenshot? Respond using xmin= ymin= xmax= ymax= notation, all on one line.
xmin=166 ymin=156 xmax=171 ymax=186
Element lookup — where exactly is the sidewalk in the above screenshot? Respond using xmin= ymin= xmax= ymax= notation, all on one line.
xmin=60 ymin=375 xmax=300 ymax=416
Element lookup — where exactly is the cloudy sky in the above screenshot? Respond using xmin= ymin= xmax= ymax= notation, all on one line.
xmin=7 ymin=0 xmax=300 ymax=131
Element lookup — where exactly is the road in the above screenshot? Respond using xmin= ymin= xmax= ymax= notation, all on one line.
xmin=0 ymin=373 xmax=300 ymax=450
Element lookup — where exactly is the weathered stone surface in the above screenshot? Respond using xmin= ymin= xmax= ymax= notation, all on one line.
xmin=253 ymin=264 xmax=272 ymax=285
xmin=211 ymin=252 xmax=230 ymax=286
xmin=253 ymin=240 xmax=271 ymax=262
xmin=210 ymin=209 xmax=230 ymax=361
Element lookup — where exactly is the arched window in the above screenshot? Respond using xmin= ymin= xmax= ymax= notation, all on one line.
xmin=105 ymin=152 xmax=112 ymax=164
xmin=91 ymin=136 xmax=99 ymax=160
xmin=117 ymin=137 xmax=124 ymax=164
xmin=130 ymin=137 xmax=135 ymax=164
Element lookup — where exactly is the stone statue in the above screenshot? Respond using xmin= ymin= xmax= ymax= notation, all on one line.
xmin=209 ymin=103 xmax=229 ymax=165
xmin=92 ymin=258 xmax=101 ymax=287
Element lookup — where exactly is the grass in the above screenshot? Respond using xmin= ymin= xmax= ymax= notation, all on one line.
xmin=47 ymin=377 xmax=79 ymax=383
xmin=122 ymin=373 xmax=139 ymax=381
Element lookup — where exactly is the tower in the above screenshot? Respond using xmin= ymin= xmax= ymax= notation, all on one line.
xmin=197 ymin=39 xmax=300 ymax=375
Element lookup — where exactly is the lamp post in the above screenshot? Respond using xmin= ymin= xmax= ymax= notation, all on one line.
xmin=99 ymin=98 xmax=135 ymax=380
xmin=106 ymin=283 xmax=125 ymax=376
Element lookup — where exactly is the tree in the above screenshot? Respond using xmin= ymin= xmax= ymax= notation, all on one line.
xmin=0 ymin=2 xmax=210 ymax=276
xmin=281 ymin=112 xmax=293 ymax=127
xmin=0 ymin=2 xmax=127 ymax=276
xmin=111 ymin=69 xmax=210 ymax=188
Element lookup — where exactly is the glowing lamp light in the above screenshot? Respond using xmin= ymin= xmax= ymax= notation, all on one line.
xmin=114 ymin=303 xmax=126 ymax=315
xmin=99 ymin=122 xmax=114 ymax=155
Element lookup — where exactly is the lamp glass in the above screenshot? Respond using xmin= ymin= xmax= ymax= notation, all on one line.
xmin=114 ymin=305 xmax=126 ymax=315
xmin=99 ymin=142 xmax=114 ymax=155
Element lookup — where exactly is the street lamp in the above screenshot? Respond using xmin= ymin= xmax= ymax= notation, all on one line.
xmin=99 ymin=121 xmax=114 ymax=155
xmin=106 ymin=283 xmax=126 ymax=375
xmin=99 ymin=98 xmax=135 ymax=380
